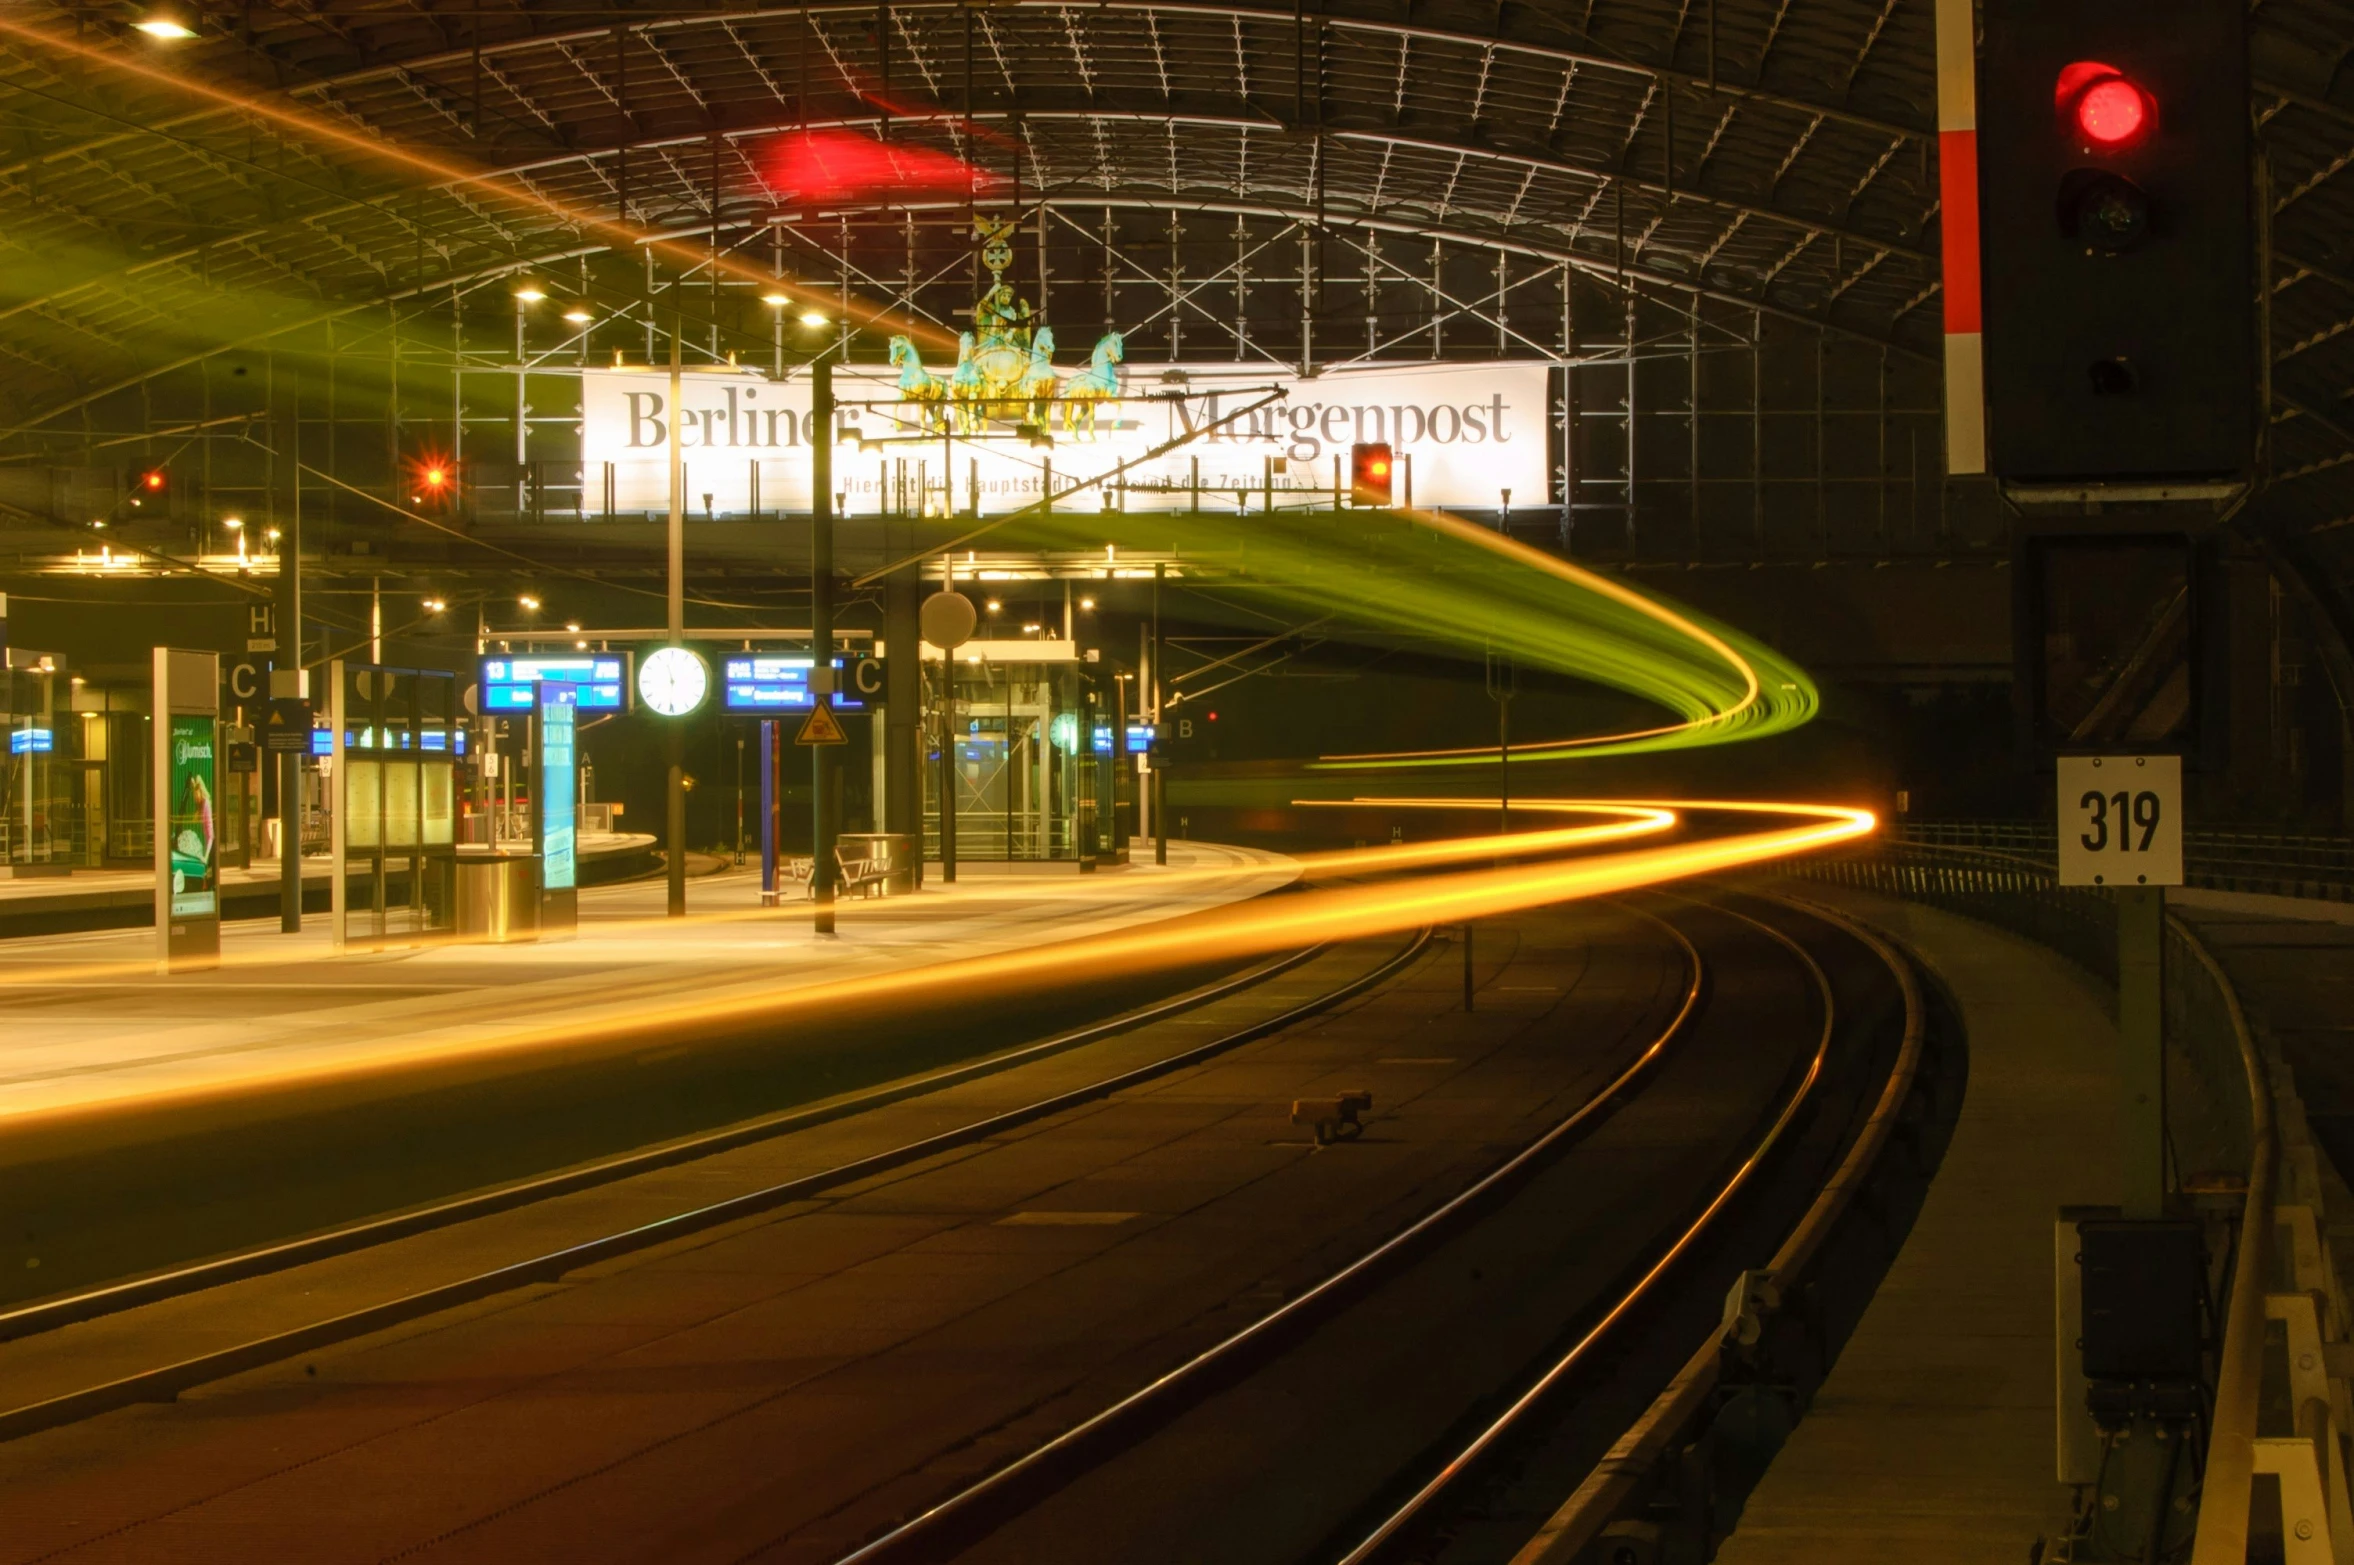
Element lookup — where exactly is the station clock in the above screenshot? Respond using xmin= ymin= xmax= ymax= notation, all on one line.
xmin=637 ymin=646 xmax=709 ymax=717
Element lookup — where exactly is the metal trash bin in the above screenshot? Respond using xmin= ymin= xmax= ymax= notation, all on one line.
xmin=456 ymin=853 xmax=540 ymax=941
xmin=836 ymin=832 xmax=914 ymax=896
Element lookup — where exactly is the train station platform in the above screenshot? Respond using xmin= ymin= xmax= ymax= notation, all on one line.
xmin=1714 ymin=892 xmax=2114 ymax=1563
xmin=0 ymin=840 xmax=1295 ymax=1130
xmin=1718 ymin=886 xmax=2354 ymax=1563
xmin=0 ymin=834 xmax=660 ymax=936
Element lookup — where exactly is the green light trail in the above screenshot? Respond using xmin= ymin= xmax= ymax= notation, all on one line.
xmin=997 ymin=499 xmax=1818 ymax=767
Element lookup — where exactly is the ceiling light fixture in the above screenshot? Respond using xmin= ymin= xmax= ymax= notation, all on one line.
xmin=134 ymin=8 xmax=197 ymax=39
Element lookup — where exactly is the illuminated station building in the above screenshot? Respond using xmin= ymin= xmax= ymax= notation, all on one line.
xmin=0 ymin=3 xmax=2349 ymax=1562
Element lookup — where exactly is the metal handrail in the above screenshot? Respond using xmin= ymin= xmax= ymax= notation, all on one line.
xmin=2184 ymin=910 xmax=2276 ymax=1565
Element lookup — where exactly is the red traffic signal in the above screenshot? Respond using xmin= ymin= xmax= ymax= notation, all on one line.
xmin=135 ymin=467 xmax=167 ymax=495
xmin=1349 ymin=442 xmax=1394 ymax=506
xmin=2057 ymin=61 xmax=2153 ymax=148
xmin=406 ymin=450 xmax=458 ymax=506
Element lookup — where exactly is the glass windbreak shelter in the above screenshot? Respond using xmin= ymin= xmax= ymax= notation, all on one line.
xmin=2 ymin=659 xmax=108 ymax=872
xmin=921 ymin=656 xmax=1127 ymax=864
xmin=332 ymin=661 xmax=460 ymax=943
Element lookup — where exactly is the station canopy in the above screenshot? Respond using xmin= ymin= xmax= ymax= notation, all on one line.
xmin=1 ymin=1 xmax=2352 ymax=576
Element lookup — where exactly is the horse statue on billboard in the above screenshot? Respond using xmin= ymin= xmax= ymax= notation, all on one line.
xmin=888 ymin=335 xmax=948 ymax=431
xmin=1060 ymin=331 xmax=1125 ymax=438
xmin=882 ymin=219 xmax=1128 ymax=439
xmin=1019 ymin=327 xmax=1060 ymax=426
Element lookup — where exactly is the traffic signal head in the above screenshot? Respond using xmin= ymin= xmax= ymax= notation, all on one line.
xmin=2060 ymin=62 xmax=2153 ymax=148
xmin=1350 ymin=442 xmax=1394 ymax=506
xmin=407 ymin=451 xmax=457 ymax=506
xmin=1976 ymin=0 xmax=2252 ymax=483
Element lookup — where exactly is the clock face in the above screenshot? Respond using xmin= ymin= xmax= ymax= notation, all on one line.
xmin=637 ymin=646 xmax=709 ymax=717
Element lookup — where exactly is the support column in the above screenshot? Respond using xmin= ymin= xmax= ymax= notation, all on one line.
xmin=665 ymin=317 xmax=686 ymax=918
xmin=274 ymin=373 xmax=303 ymax=934
xmin=2117 ymin=886 xmax=2167 ymax=1221
xmin=812 ymin=357 xmax=838 ymax=934
xmin=884 ymin=545 xmax=922 ymax=859
xmin=1152 ymin=562 xmax=1168 ymax=866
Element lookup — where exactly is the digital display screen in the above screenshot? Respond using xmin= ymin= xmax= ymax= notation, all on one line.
xmin=721 ymin=655 xmax=869 ymax=714
xmin=9 ymin=728 xmax=52 ymax=755
xmin=480 ymin=653 xmax=627 ymax=712
xmin=540 ymin=683 xmax=577 ymax=892
xmin=1092 ymin=724 xmax=1115 ymax=755
xmin=1125 ymin=723 xmax=1155 ymax=755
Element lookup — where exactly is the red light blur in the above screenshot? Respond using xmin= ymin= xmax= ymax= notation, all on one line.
xmin=141 ymin=469 xmax=165 ymax=490
xmin=1370 ymin=459 xmax=1390 ymax=477
xmin=404 ymin=449 xmax=456 ymax=503
xmin=769 ymin=130 xmax=998 ymax=207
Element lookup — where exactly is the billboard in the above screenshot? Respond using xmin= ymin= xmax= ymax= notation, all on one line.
xmin=580 ymin=359 xmax=1550 ymax=516
xmin=166 ymin=714 xmax=217 ymax=918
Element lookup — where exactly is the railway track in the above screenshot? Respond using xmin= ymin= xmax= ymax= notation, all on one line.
xmin=0 ymin=887 xmax=1907 ymax=1565
xmin=0 ymin=931 xmax=1412 ymax=1445
xmin=821 ymin=893 xmax=1917 ymax=1565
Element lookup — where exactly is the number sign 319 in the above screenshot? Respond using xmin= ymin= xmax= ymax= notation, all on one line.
xmin=2056 ymin=755 xmax=2183 ymax=888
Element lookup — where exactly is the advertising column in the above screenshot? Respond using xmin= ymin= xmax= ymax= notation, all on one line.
xmin=536 ymin=681 xmax=578 ymax=933
xmin=153 ymin=647 xmax=222 ymax=972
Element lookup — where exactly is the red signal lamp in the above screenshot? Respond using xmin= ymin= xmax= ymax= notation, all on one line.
xmin=2057 ymin=61 xmax=2153 ymax=148
xmin=1349 ymin=441 xmax=1396 ymax=505
xmin=140 ymin=469 xmax=166 ymax=491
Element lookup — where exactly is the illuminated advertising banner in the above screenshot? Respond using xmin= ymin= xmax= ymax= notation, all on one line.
xmin=580 ymin=360 xmax=1550 ymax=515
xmin=166 ymin=714 xmax=217 ymax=918
xmin=539 ymin=683 xmax=577 ymax=893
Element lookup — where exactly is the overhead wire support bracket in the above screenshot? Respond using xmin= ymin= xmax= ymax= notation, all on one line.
xmin=849 ymin=384 xmax=1290 ymax=588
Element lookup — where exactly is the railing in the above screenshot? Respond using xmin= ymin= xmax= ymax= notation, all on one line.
xmin=1797 ymin=838 xmax=2348 ymax=1565
xmin=1905 ymin=819 xmax=2354 ymax=902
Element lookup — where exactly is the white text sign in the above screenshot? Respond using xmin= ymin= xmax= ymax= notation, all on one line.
xmin=2057 ymin=754 xmax=2183 ymax=887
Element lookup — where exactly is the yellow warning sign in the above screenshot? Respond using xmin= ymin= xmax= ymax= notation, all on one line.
xmin=795 ymin=698 xmax=847 ymax=746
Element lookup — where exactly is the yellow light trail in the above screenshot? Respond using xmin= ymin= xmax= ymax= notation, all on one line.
xmin=0 ymin=14 xmax=959 ymax=354
xmin=0 ymin=807 xmax=1669 ymax=993
xmin=0 ymin=800 xmax=1873 ymax=1132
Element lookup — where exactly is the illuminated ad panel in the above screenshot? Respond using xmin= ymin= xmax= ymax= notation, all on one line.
xmin=539 ymin=683 xmax=577 ymax=893
xmin=721 ymin=655 xmax=869 ymax=714
xmin=581 ymin=361 xmax=1550 ymax=514
xmin=480 ymin=653 xmax=627 ymax=712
